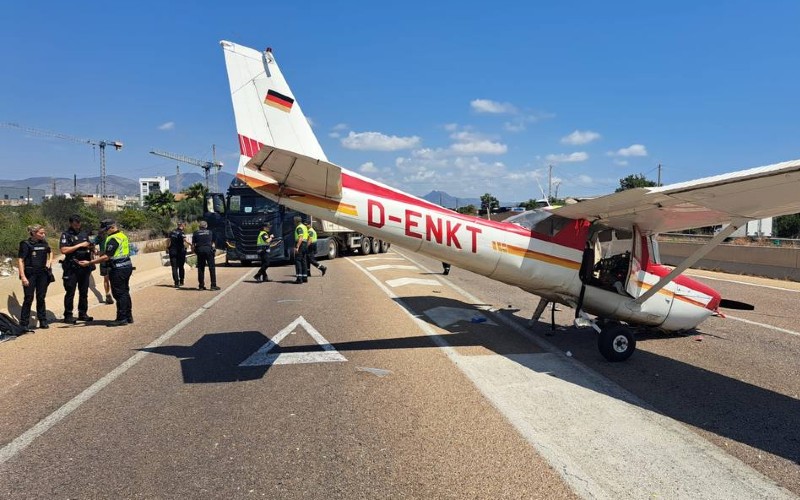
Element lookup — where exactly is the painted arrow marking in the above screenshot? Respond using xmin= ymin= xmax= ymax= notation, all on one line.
xmin=386 ymin=277 xmax=441 ymax=288
xmin=366 ymin=264 xmax=419 ymax=271
xmin=239 ymin=316 xmax=346 ymax=366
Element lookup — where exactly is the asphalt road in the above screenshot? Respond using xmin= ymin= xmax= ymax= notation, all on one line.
xmin=0 ymin=250 xmax=798 ymax=499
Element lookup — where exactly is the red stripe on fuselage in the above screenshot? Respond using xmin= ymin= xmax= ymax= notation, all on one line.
xmin=648 ymin=263 xmax=721 ymax=311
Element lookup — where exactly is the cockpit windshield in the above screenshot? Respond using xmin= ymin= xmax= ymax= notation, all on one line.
xmin=505 ymin=209 xmax=572 ymax=237
xmin=228 ymin=195 xmax=280 ymax=215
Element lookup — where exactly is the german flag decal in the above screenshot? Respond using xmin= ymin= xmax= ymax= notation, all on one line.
xmin=264 ymin=89 xmax=294 ymax=112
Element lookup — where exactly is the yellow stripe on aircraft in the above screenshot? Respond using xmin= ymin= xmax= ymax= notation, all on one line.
xmin=236 ymin=173 xmax=359 ymax=217
xmin=492 ymin=241 xmax=581 ymax=270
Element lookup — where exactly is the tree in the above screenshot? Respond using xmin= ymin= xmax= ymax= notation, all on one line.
xmin=41 ymin=196 xmax=85 ymax=229
xmin=480 ymin=193 xmax=499 ymax=217
xmin=774 ymin=214 xmax=800 ymax=238
xmin=118 ymin=207 xmax=149 ymax=231
xmin=143 ymin=190 xmax=176 ymax=216
xmin=616 ymin=174 xmax=657 ymax=192
xmin=176 ymin=197 xmax=204 ymax=221
xmin=183 ymin=182 xmax=208 ymax=201
xmin=456 ymin=204 xmax=477 ymax=215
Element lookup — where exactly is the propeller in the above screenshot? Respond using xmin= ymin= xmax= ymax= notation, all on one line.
xmin=719 ymin=298 xmax=755 ymax=310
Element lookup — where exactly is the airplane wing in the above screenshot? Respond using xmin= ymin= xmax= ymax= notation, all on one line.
xmin=245 ymin=145 xmax=343 ymax=200
xmin=553 ymin=159 xmax=800 ymax=234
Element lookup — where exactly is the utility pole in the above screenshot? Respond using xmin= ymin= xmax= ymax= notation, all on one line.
xmin=212 ymin=144 xmax=218 ymax=193
xmin=547 ymin=164 xmax=553 ymax=201
xmin=176 ymin=165 xmax=181 ymax=193
xmin=26 ymin=187 xmax=30 ymax=205
xmin=657 ymin=163 xmax=662 ymax=186
xmin=73 ymin=174 xmax=77 ymax=196
xmin=52 ymin=178 xmax=56 ymax=197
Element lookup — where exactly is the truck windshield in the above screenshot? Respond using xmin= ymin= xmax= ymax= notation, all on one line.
xmin=228 ymin=195 xmax=279 ymax=215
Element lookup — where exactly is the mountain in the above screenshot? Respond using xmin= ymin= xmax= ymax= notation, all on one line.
xmin=0 ymin=172 xmax=236 ymax=197
xmin=421 ymin=190 xmax=520 ymax=209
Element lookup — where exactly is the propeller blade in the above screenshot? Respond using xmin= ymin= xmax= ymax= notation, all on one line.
xmin=719 ymin=298 xmax=755 ymax=310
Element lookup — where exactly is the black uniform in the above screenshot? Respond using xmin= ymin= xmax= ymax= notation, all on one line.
xmin=168 ymin=227 xmax=187 ymax=286
xmin=60 ymin=227 xmax=94 ymax=320
xmin=18 ymin=237 xmax=51 ymax=328
xmin=192 ymin=228 xmax=217 ymax=289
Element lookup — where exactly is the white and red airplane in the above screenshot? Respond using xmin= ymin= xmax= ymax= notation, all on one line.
xmin=220 ymin=40 xmax=800 ymax=361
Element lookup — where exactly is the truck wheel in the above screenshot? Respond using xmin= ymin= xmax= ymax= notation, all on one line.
xmin=360 ymin=237 xmax=372 ymax=255
xmin=380 ymin=240 xmax=391 ymax=253
xmin=326 ymin=240 xmax=338 ymax=259
xmin=371 ymin=238 xmax=381 ymax=254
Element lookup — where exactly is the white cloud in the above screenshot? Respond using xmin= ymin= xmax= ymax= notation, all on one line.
xmin=332 ymin=123 xmax=349 ymax=131
xmin=359 ymin=162 xmax=378 ymax=173
xmin=157 ymin=121 xmax=175 ymax=131
xmin=561 ymin=130 xmax=601 ymax=145
xmin=613 ymin=159 xmax=629 ymax=166
xmin=470 ymin=99 xmax=516 ymax=114
xmin=545 ymin=152 xmax=589 ymax=163
xmin=341 ymin=131 xmax=421 ymax=151
xmin=609 ymin=144 xmax=648 ymax=157
xmin=451 ymin=140 xmax=507 ymax=155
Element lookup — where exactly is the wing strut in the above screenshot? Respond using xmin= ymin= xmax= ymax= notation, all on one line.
xmin=633 ymin=218 xmax=748 ymax=305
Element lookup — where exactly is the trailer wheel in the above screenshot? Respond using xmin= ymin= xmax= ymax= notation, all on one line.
xmin=371 ymin=238 xmax=381 ymax=254
xmin=380 ymin=240 xmax=391 ymax=253
xmin=597 ymin=324 xmax=636 ymax=362
xmin=360 ymin=237 xmax=372 ymax=255
xmin=326 ymin=239 xmax=338 ymax=259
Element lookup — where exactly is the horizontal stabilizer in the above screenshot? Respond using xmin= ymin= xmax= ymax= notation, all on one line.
xmin=245 ymin=145 xmax=343 ymax=200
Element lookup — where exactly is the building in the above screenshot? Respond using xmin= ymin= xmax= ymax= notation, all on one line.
xmin=0 ymin=186 xmax=47 ymax=205
xmin=139 ymin=176 xmax=170 ymax=206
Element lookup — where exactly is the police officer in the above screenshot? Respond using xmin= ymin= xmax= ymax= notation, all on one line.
xmin=305 ymin=219 xmax=327 ymax=277
xmin=17 ymin=224 xmax=53 ymax=330
xmin=78 ymin=219 xmax=132 ymax=327
xmin=93 ymin=227 xmax=113 ymax=305
xmin=253 ymin=223 xmax=273 ymax=283
xmin=293 ymin=216 xmax=308 ymax=284
xmin=192 ymin=220 xmax=220 ymax=291
xmin=60 ymin=214 xmax=94 ymax=324
xmin=167 ymin=221 xmax=189 ymax=288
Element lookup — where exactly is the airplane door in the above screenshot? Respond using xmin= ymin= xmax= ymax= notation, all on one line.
xmin=625 ymin=226 xmax=644 ymax=298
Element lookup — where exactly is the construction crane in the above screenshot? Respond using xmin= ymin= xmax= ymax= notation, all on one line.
xmin=149 ymin=148 xmax=224 ymax=192
xmin=0 ymin=122 xmax=123 ymax=200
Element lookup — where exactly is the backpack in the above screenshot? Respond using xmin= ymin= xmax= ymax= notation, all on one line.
xmin=0 ymin=312 xmax=27 ymax=336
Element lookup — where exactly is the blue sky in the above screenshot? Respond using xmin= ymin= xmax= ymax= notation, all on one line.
xmin=1 ymin=1 xmax=799 ymax=202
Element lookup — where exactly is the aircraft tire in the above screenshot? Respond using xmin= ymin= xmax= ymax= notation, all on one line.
xmin=598 ymin=324 xmax=636 ymax=362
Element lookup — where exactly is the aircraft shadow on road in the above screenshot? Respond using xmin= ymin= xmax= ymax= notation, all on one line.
xmin=139 ymin=331 xmax=274 ymax=383
xmin=138 ymin=294 xmax=798 ymax=465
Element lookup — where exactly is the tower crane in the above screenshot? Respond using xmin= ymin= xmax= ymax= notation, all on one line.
xmin=149 ymin=148 xmax=224 ymax=192
xmin=0 ymin=122 xmax=123 ymax=200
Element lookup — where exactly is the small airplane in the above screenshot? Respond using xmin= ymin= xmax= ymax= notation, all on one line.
xmin=220 ymin=40 xmax=800 ymax=361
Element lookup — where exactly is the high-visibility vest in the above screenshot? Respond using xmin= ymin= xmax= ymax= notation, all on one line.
xmin=106 ymin=232 xmax=130 ymax=260
xmin=257 ymin=230 xmax=270 ymax=247
xmin=295 ymin=223 xmax=308 ymax=242
xmin=307 ymin=227 xmax=317 ymax=244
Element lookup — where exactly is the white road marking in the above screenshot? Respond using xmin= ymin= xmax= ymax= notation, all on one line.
xmin=353 ymin=250 xmax=795 ymax=500
xmin=239 ymin=316 xmax=346 ymax=366
xmin=353 ymin=256 xmax=406 ymax=261
xmin=0 ymin=271 xmax=251 ymax=466
xmin=366 ymin=264 xmax=419 ymax=271
xmin=726 ymin=315 xmax=800 ymax=337
xmin=424 ymin=306 xmax=497 ymax=327
xmin=386 ymin=277 xmax=441 ymax=287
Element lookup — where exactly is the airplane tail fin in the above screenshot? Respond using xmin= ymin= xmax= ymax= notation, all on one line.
xmin=220 ymin=41 xmax=328 ymax=165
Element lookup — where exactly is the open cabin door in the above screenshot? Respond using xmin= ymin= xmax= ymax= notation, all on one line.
xmin=625 ymin=226 xmax=645 ymax=298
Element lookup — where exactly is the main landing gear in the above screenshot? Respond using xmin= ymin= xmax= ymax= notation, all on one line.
xmin=596 ymin=321 xmax=636 ymax=362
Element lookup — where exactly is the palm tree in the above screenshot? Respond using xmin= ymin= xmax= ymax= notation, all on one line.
xmin=183 ymin=182 xmax=208 ymax=201
xmin=144 ymin=190 xmax=176 ymax=216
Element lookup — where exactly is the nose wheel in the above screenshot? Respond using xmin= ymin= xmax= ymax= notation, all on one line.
xmin=597 ymin=323 xmax=636 ymax=362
